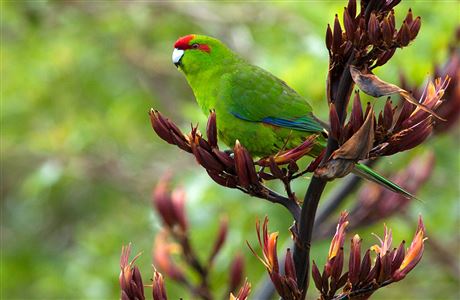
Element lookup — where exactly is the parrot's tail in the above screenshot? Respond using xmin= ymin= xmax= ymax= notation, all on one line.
xmin=352 ymin=163 xmax=418 ymax=200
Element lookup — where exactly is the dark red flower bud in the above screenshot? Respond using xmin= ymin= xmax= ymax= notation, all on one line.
xmin=269 ymin=156 xmax=285 ymax=179
xmin=391 ymin=241 xmax=406 ymax=274
xmin=206 ymin=110 xmax=218 ymax=148
xmin=381 ymin=17 xmax=394 ymax=45
xmin=410 ymin=16 xmax=421 ymax=40
xmin=212 ymin=148 xmax=235 ymax=170
xmin=209 ymin=216 xmax=228 ymax=263
xmin=229 ymin=253 xmax=245 ymax=292
xmin=344 ymin=7 xmax=355 ymax=42
xmin=207 ymin=171 xmax=238 ymax=188
xmin=332 ymin=14 xmax=343 ymax=54
xmin=398 ymin=21 xmax=411 ymax=46
xmin=191 ymin=141 xmax=225 ymax=173
xmin=349 ymin=234 xmax=362 ymax=285
xmin=326 ymin=24 xmax=333 ymax=51
xmin=359 ymin=249 xmax=371 ymax=283
xmin=368 ymin=13 xmax=381 ymax=44
xmin=329 ymin=103 xmax=341 ymax=141
xmin=347 ymin=0 xmax=356 ymax=19
xmin=383 ymin=98 xmax=394 ymax=130
xmin=234 ymin=140 xmax=259 ymax=189
xmin=350 ymin=91 xmax=364 ymax=133
xmin=312 ymin=261 xmax=323 ymax=292
xmin=152 ymin=269 xmax=167 ymax=300
xmin=284 ymin=248 xmax=296 ymax=282
xmin=404 ymin=8 xmax=413 ymax=25
xmin=120 ymin=244 xmax=145 ymax=300
xmin=374 ymin=48 xmax=396 ymax=68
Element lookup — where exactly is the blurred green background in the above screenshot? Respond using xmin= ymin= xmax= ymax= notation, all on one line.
xmin=2 ymin=1 xmax=459 ymax=299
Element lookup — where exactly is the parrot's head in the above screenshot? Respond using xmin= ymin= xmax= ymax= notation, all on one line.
xmin=172 ymin=34 xmax=235 ymax=75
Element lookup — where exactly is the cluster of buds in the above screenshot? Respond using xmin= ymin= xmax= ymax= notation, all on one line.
xmin=151 ymin=176 xmax=247 ymax=299
xmin=150 ymin=109 xmax=322 ymax=221
xmin=229 ymin=280 xmax=251 ymax=300
xmin=400 ymin=27 xmax=460 ymax=133
xmin=311 ymin=212 xmax=427 ymax=300
xmin=150 ymin=109 xmax=319 ymax=190
xmin=317 ymin=76 xmax=448 ymax=180
xmin=120 ymin=244 xmax=145 ymax=300
xmin=247 ymin=217 xmax=302 ymax=300
xmin=326 ymin=0 xmax=421 ymax=71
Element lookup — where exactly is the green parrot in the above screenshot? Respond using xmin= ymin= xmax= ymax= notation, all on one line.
xmin=172 ymin=34 xmax=413 ymax=198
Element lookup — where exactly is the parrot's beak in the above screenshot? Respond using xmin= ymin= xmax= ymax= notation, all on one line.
xmin=172 ymin=48 xmax=184 ymax=67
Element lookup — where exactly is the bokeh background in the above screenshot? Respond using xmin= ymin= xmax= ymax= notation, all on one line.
xmin=2 ymin=1 xmax=459 ymax=299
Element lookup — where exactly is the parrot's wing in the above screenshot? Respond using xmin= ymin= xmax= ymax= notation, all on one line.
xmin=222 ymin=65 xmax=324 ymax=133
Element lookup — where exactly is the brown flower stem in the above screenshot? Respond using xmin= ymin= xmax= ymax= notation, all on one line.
xmin=294 ymin=48 xmax=357 ymax=298
xmin=236 ymin=186 xmax=301 ymax=223
xmin=175 ymin=234 xmax=212 ymax=300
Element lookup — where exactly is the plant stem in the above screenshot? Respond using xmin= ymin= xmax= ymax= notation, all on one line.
xmin=294 ymin=47 xmax=356 ymax=298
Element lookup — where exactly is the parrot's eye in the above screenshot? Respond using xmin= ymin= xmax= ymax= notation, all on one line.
xmin=191 ymin=43 xmax=199 ymax=49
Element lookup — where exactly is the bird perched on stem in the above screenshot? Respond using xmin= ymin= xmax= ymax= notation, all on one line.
xmin=172 ymin=34 xmax=414 ymax=198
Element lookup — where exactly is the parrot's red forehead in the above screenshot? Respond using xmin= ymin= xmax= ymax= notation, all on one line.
xmin=174 ymin=35 xmax=195 ymax=49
